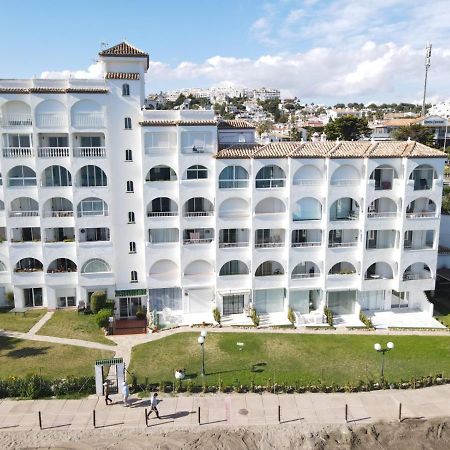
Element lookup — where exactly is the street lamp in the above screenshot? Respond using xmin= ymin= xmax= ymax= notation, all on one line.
xmin=374 ymin=341 xmax=394 ymax=379
xmin=198 ymin=330 xmax=207 ymax=376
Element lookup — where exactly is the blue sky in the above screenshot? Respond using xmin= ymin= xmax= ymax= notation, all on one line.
xmin=1 ymin=0 xmax=449 ymax=103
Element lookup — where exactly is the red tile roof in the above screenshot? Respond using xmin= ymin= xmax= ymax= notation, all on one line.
xmin=218 ymin=119 xmax=255 ymax=129
xmin=99 ymin=42 xmax=149 ymax=69
xmin=0 ymin=87 xmax=108 ymax=94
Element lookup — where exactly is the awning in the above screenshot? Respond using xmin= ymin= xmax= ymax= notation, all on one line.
xmin=115 ymin=289 xmax=147 ymax=297
xmin=95 ymin=357 xmax=123 ymax=366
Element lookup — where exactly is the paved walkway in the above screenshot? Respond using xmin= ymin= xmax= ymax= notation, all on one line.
xmin=0 ymin=385 xmax=448 ymax=430
xmin=27 ymin=311 xmax=54 ymax=335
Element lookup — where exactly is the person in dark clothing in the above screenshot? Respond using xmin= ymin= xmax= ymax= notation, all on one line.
xmin=147 ymin=392 xmax=161 ymax=418
xmin=103 ymin=382 xmax=113 ymax=405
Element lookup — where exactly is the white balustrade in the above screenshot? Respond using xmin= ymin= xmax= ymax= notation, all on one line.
xmin=367 ymin=211 xmax=398 ymax=218
xmin=3 ymin=147 xmax=34 ymax=157
xmin=0 ymin=114 xmax=32 ymax=127
xmin=219 ymin=242 xmax=249 ymax=248
xmin=36 ymin=113 xmax=67 ymax=128
xmin=72 ymin=112 xmax=105 ymax=128
xmin=9 ymin=210 xmax=39 ymax=217
xmin=184 ymin=211 xmax=214 ymax=217
xmin=291 ymin=272 xmax=320 ymax=279
xmin=38 ymin=147 xmax=70 ymax=158
xmin=73 ymin=147 xmax=106 ymax=158
xmin=293 ymin=179 xmax=322 ymax=186
xmin=44 ymin=211 xmax=74 ymax=218
xmin=291 ymin=241 xmax=321 ymax=248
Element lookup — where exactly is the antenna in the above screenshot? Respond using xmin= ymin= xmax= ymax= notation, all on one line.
xmin=100 ymin=42 xmax=109 ymax=49
xmin=421 ymin=43 xmax=432 ymax=117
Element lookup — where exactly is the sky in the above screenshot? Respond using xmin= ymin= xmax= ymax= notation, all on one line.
xmin=1 ymin=0 xmax=449 ymax=104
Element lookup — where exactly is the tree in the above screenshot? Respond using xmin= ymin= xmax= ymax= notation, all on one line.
xmin=256 ymin=120 xmax=272 ymax=136
xmin=391 ymin=124 xmax=434 ymax=146
xmin=324 ymin=115 xmax=371 ymax=140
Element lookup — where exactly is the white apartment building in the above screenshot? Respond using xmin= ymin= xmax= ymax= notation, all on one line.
xmin=0 ymin=42 xmax=446 ymax=327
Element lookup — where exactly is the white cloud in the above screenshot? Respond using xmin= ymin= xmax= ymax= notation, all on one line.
xmin=40 ymin=62 xmax=104 ymax=79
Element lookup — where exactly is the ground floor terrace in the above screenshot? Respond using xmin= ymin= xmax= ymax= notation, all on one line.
xmin=1 ymin=283 xmax=444 ymax=330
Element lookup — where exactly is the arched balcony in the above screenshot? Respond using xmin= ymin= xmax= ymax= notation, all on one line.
xmin=291 ymin=261 xmax=320 ymax=279
xmin=293 ymin=165 xmax=322 ymax=185
xmin=71 ymin=99 xmax=104 ymax=128
xmin=328 ymin=261 xmax=357 ymax=276
xmin=293 ymin=197 xmax=322 ymax=221
xmin=330 ymin=165 xmax=360 ymax=186
xmin=35 ymin=99 xmax=67 ymax=128
xmin=76 ymin=165 xmax=107 ymax=187
xmin=255 ymin=165 xmax=286 ymax=188
xmin=0 ymin=100 xmax=32 ymax=127
xmin=255 ymin=261 xmax=284 ymax=277
xmin=183 ymin=197 xmax=214 ymax=217
xmin=149 ymin=259 xmax=179 ymax=279
xmin=42 ymin=165 xmax=72 ymax=187
xmin=184 ymin=260 xmax=214 ymax=276
xmin=403 ymin=263 xmax=432 ymax=281
xmin=219 ymin=198 xmax=250 ymax=218
xmin=329 ymin=198 xmax=359 ymax=221
xmin=219 ymin=260 xmax=249 ymax=276
xmin=146 ymin=165 xmax=177 ymax=182
xmin=81 ymin=258 xmax=111 ymax=273
xmin=406 ymin=198 xmax=437 ymax=218
xmin=43 ymin=197 xmax=73 ymax=218
xmin=15 ymin=258 xmax=43 ymax=272
xmin=47 ymin=258 xmax=77 ymax=273
xmin=409 ymin=164 xmax=438 ymax=190
xmin=77 ymin=197 xmax=108 ymax=217
xmin=219 ymin=165 xmax=249 ymax=189
xmin=367 ymin=197 xmax=398 ymax=218
xmin=255 ymin=197 xmax=286 ymax=215
xmin=365 ymin=262 xmax=394 ymax=280
xmin=148 ymin=197 xmax=178 ymax=217
xmin=9 ymin=197 xmax=39 ymax=217
xmin=7 ymin=166 xmax=36 ymax=187
xmin=369 ymin=164 xmax=398 ymax=190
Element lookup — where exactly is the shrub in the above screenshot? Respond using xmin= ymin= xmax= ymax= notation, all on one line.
xmin=95 ymin=308 xmax=111 ymax=328
xmin=135 ymin=307 xmax=146 ymax=320
xmin=324 ymin=307 xmax=333 ymax=326
xmin=90 ymin=291 xmax=107 ymax=314
xmin=359 ymin=310 xmax=374 ymax=328
xmin=287 ymin=307 xmax=295 ymax=325
xmin=212 ymin=307 xmax=221 ymax=325
xmin=5 ymin=291 xmax=14 ymax=307
xmin=250 ymin=308 xmax=260 ymax=327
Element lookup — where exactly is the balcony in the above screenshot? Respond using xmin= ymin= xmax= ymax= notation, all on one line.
xmin=38 ymin=147 xmax=70 ymax=158
xmin=36 ymin=113 xmax=67 ymax=128
xmin=367 ymin=211 xmax=398 ymax=219
xmin=0 ymin=114 xmax=32 ymax=127
xmin=369 ymin=166 xmax=397 ymax=190
xmin=2 ymin=147 xmax=34 ymax=157
xmin=255 ymin=242 xmax=284 ymax=248
xmin=329 ymin=229 xmax=359 ymax=248
xmin=291 ymin=241 xmax=321 ymax=248
xmin=218 ymin=179 xmax=249 ymax=189
xmin=291 ymin=272 xmax=320 ymax=280
xmin=183 ymin=229 xmax=214 ymax=244
xmin=404 ymin=230 xmax=434 ymax=251
xmin=366 ymin=230 xmax=397 ymax=250
xmin=255 ymin=178 xmax=285 ymax=189
xmin=73 ymin=147 xmax=106 ymax=158
xmin=218 ymin=241 xmax=249 ymax=248
xmin=9 ymin=210 xmax=39 ymax=217
xmin=328 ymin=241 xmax=358 ymax=248
xmin=147 ymin=211 xmax=178 ymax=218
xmin=72 ymin=113 xmax=105 ymax=128
xmin=292 ymin=179 xmax=322 ymax=186
xmin=255 ymin=229 xmax=284 ymax=249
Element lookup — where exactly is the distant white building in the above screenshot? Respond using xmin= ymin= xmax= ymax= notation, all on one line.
xmin=428 ymin=101 xmax=450 ymax=118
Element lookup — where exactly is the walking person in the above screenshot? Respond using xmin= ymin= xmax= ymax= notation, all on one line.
xmin=147 ymin=392 xmax=161 ymax=419
xmin=103 ymin=381 xmax=113 ymax=405
xmin=122 ymin=381 xmax=130 ymax=407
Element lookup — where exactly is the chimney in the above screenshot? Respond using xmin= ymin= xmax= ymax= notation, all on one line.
xmin=311 ymin=132 xmax=320 ymax=142
xmin=320 ymin=132 xmax=327 ymax=142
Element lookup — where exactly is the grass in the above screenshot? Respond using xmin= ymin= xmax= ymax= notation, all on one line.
xmin=431 ymin=288 xmax=450 ymax=328
xmin=37 ymin=310 xmax=116 ymax=346
xmin=0 ymin=336 xmax=114 ymax=378
xmin=0 ymin=309 xmax=47 ymax=333
xmin=129 ymin=332 xmax=450 ymax=386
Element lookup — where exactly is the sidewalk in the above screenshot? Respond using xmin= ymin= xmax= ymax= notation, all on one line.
xmin=0 ymin=385 xmax=448 ymax=431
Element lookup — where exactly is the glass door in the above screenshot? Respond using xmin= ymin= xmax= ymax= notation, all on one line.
xmin=223 ymin=295 xmax=244 ymax=315
xmin=119 ymin=297 xmax=143 ymax=318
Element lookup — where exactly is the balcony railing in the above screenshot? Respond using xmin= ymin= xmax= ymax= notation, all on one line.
xmin=219 ymin=242 xmax=249 ymax=248
xmin=328 ymin=241 xmax=358 ymax=248
xmin=36 ymin=113 xmax=67 ymax=128
xmin=404 ymin=243 xmax=433 ymax=250
xmin=0 ymin=114 xmax=32 ymax=127
xmin=9 ymin=210 xmax=39 ymax=217
xmin=184 ymin=211 xmax=214 ymax=217
xmin=73 ymin=147 xmax=106 ymax=158
xmin=183 ymin=238 xmax=214 ymax=244
xmin=14 ymin=268 xmax=43 ymax=273
xmin=38 ymin=147 xmax=70 ymax=158
xmin=330 ymin=212 xmax=359 ymax=221
xmin=255 ymin=242 xmax=284 ymax=248
xmin=77 ymin=210 xmax=108 ymax=218
xmin=291 ymin=241 xmax=321 ymax=248
xmin=367 ymin=211 xmax=398 ymax=218
xmin=44 ymin=211 xmax=74 ymax=218
xmin=291 ymin=272 xmax=320 ymax=279
xmin=3 ymin=147 xmax=34 ymax=157
xmin=255 ymin=179 xmax=285 ymax=189
xmin=330 ymin=179 xmax=360 ymax=186
xmin=405 ymin=211 xmax=437 ymax=219
xmin=72 ymin=112 xmax=105 ymax=128
xmin=403 ymin=272 xmax=432 ymax=281
xmin=293 ymin=179 xmax=322 ymax=186
xmin=218 ymin=180 xmax=249 ymax=189
xmin=147 ymin=211 xmax=178 ymax=217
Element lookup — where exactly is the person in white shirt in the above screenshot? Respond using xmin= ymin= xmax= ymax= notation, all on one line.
xmin=122 ymin=382 xmax=130 ymax=407
xmin=147 ymin=392 xmax=161 ymax=419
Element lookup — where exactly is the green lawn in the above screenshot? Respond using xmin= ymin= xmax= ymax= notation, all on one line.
xmin=432 ymin=289 xmax=450 ymax=327
xmin=37 ymin=310 xmax=116 ymax=346
xmin=129 ymin=332 xmax=450 ymax=386
xmin=0 ymin=309 xmax=47 ymax=333
xmin=0 ymin=336 xmax=114 ymax=378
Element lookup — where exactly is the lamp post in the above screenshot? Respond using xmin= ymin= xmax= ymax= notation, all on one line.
xmin=197 ymin=330 xmax=207 ymax=376
xmin=374 ymin=341 xmax=394 ymax=379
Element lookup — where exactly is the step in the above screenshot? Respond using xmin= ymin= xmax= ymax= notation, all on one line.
xmin=112 ymin=327 xmax=147 ymax=335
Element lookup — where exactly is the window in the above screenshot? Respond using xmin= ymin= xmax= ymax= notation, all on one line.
xmin=125 ymin=149 xmax=132 ymax=161
xmin=126 ymin=180 xmax=134 ymax=192
xmin=147 ymin=165 xmax=177 ymax=182
xmin=128 ymin=211 xmax=135 ymax=223
xmin=24 ymin=287 xmax=43 ymax=307
xmin=148 ymin=228 xmax=179 ymax=244
xmin=42 ymin=165 xmax=72 ymax=187
xmin=77 ymin=198 xmax=108 ymax=217
xmin=130 ymin=270 xmax=138 ymax=282
xmin=219 ymin=165 xmax=249 ymax=188
xmin=122 ymin=84 xmax=130 ymax=96
xmin=78 ymin=165 xmax=107 ymax=187
xmin=149 ymin=287 xmax=182 ymax=311
xmin=8 ymin=166 xmax=37 ymax=187
xmin=57 ymin=296 xmax=76 ymax=308
xmin=80 ymin=228 xmax=110 ymax=242
xmin=219 ymin=260 xmax=249 ymax=276
xmin=186 ymin=165 xmax=208 ymax=180
xmin=7 ymin=134 xmax=31 ymax=147
xmin=80 ymin=136 xmax=101 ymax=147
xmin=124 ymin=117 xmax=132 ymax=129
xmin=81 ymin=258 xmax=111 ymax=273
xmin=129 ymin=242 xmax=136 ymax=253
xmin=48 ymin=136 xmax=68 ymax=147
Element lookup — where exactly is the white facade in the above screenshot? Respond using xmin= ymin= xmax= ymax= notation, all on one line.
xmin=0 ymin=42 xmax=446 ymax=324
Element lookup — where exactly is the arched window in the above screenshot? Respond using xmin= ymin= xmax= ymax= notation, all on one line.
xmin=81 ymin=258 xmax=111 ymax=273
xmin=77 ymin=197 xmax=108 ymax=217
xmin=42 ymin=165 xmax=72 ymax=187
xmin=15 ymin=258 xmax=43 ymax=272
xmin=328 ymin=262 xmax=357 ymax=275
xmin=255 ymin=165 xmax=285 ymax=188
xmin=8 ymin=166 xmax=37 ymax=187
xmin=129 ymin=242 xmax=136 ymax=253
xmin=47 ymin=258 xmax=77 ymax=273
xmin=126 ymin=180 xmax=134 ymax=192
xmin=124 ymin=117 xmax=132 ymax=129
xmin=122 ymin=84 xmax=130 ymax=96
xmin=78 ymin=165 xmax=107 ymax=187
xmin=147 ymin=197 xmax=178 ymax=216
xmin=291 ymin=261 xmax=320 ymax=279
xmin=185 ymin=165 xmax=208 ymax=180
xmin=219 ymin=260 xmax=249 ymax=276
xmin=146 ymin=165 xmax=177 ymax=182
xmin=125 ymin=149 xmax=132 ymax=161
xmin=409 ymin=164 xmax=438 ymax=190
xmin=255 ymin=261 xmax=284 ymax=276
xmin=130 ymin=270 xmax=138 ymax=282
xmin=128 ymin=211 xmax=135 ymax=223
xmin=10 ymin=197 xmax=39 ymax=216
xmin=219 ymin=166 xmax=249 ymax=188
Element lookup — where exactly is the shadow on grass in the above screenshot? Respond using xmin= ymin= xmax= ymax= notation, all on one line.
xmin=0 ymin=336 xmax=19 ymax=352
xmin=6 ymin=346 xmax=51 ymax=358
